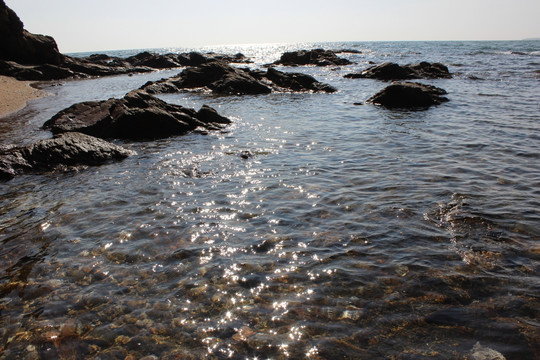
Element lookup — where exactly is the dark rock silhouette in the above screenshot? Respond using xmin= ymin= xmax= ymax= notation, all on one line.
xmin=345 ymin=62 xmax=452 ymax=80
xmin=366 ymin=82 xmax=449 ymax=109
xmin=0 ymin=0 xmax=64 ymax=65
xmin=0 ymin=132 xmax=135 ymax=180
xmin=273 ymin=49 xmax=353 ymax=66
xmin=335 ymin=49 xmax=362 ymax=54
xmin=0 ymin=51 xmax=253 ymax=81
xmin=262 ymin=67 xmax=337 ymax=93
xmin=142 ymin=62 xmax=336 ymax=95
xmin=43 ymin=90 xmax=231 ymax=140
xmin=0 ymin=3 xmax=252 ymax=81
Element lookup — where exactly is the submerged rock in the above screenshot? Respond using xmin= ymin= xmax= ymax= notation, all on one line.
xmin=43 ymin=90 xmax=231 ymax=140
xmin=142 ymin=62 xmax=336 ymax=95
xmin=345 ymin=61 xmax=452 ymax=80
xmin=466 ymin=342 xmax=506 ymax=360
xmin=0 ymin=132 xmax=135 ymax=179
xmin=366 ymin=82 xmax=449 ymax=109
xmin=273 ymin=49 xmax=353 ymax=66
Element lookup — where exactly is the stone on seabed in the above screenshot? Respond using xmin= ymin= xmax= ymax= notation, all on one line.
xmin=466 ymin=342 xmax=506 ymax=360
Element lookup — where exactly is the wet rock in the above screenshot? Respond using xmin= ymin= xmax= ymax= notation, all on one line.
xmin=126 ymin=51 xmax=251 ymax=69
xmin=366 ymin=82 xmax=449 ymax=109
xmin=43 ymin=90 xmax=231 ymax=140
xmin=263 ymin=67 xmax=337 ymax=93
xmin=0 ymin=0 xmax=64 ymax=65
xmin=232 ymin=326 xmax=256 ymax=342
xmin=238 ymin=275 xmax=263 ymax=289
xmin=167 ymin=61 xmax=271 ymax=95
xmin=0 ymin=60 xmax=77 ymax=80
xmin=345 ymin=61 xmax=452 ymax=80
xmin=466 ymin=342 xmax=506 ymax=360
xmin=0 ymin=132 xmax=135 ymax=179
xmin=273 ymin=49 xmax=353 ymax=66
xmin=126 ymin=51 xmax=182 ymax=68
xmin=195 ymin=105 xmax=232 ymax=125
xmin=176 ymin=51 xmax=251 ymax=66
xmin=0 ymin=4 xmax=251 ymax=81
xmin=240 ymin=150 xmax=254 ymax=159
xmin=142 ymin=62 xmax=336 ymax=95
xmin=62 ymin=56 xmax=154 ymax=78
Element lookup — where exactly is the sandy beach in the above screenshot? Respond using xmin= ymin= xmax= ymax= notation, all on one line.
xmin=0 ymin=75 xmax=47 ymax=118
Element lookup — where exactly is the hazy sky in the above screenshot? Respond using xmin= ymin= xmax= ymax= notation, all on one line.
xmin=6 ymin=0 xmax=540 ymax=53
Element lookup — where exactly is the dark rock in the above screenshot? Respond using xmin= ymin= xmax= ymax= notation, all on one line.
xmin=164 ymin=62 xmax=271 ymax=95
xmin=0 ymin=132 xmax=135 ymax=179
xmin=264 ymin=67 xmax=337 ymax=93
xmin=142 ymin=62 xmax=336 ymax=95
xmin=175 ymin=52 xmax=209 ymax=66
xmin=62 ymin=56 xmax=154 ymax=77
xmin=0 ymin=60 xmax=76 ymax=80
xmin=125 ymin=51 xmax=182 ymax=68
xmin=345 ymin=61 xmax=452 ymax=80
xmin=239 ymin=150 xmax=253 ymax=159
xmin=174 ymin=51 xmax=251 ymax=66
xmin=366 ymin=82 xmax=449 ymax=109
xmin=124 ymin=51 xmax=251 ymax=69
xmin=0 ymin=0 xmax=64 ymax=65
xmin=273 ymin=49 xmax=353 ymax=66
xmin=208 ymin=71 xmax=273 ymax=95
xmin=43 ymin=90 xmax=231 ymax=140
xmin=196 ymin=105 xmax=231 ymax=124
xmin=335 ymin=49 xmax=362 ymax=54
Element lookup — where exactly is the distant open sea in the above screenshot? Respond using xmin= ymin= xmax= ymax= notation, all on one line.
xmin=1 ymin=41 xmax=539 ymax=359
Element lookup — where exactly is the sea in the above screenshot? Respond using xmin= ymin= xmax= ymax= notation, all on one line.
xmin=0 ymin=41 xmax=539 ymax=359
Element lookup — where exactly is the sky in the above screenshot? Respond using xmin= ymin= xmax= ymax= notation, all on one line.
xmin=6 ymin=0 xmax=540 ymax=53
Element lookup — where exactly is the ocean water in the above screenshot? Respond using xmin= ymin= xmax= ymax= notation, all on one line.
xmin=1 ymin=41 xmax=539 ymax=359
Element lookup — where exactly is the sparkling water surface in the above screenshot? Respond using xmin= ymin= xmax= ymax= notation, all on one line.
xmin=1 ymin=41 xmax=539 ymax=359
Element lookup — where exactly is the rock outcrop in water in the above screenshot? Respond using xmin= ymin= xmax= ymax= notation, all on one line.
xmin=272 ymin=49 xmax=353 ymax=66
xmin=0 ymin=2 xmax=252 ymax=81
xmin=0 ymin=51 xmax=253 ymax=81
xmin=0 ymin=0 xmax=64 ymax=65
xmin=0 ymin=132 xmax=135 ymax=180
xmin=125 ymin=51 xmax=250 ymax=68
xmin=43 ymin=90 xmax=231 ymax=140
xmin=345 ymin=62 xmax=452 ymax=80
xmin=366 ymin=82 xmax=449 ymax=109
xmin=142 ymin=62 xmax=337 ymax=95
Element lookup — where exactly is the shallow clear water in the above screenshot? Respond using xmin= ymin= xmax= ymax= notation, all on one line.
xmin=1 ymin=41 xmax=539 ymax=359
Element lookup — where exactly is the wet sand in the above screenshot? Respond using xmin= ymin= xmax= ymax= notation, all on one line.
xmin=0 ymin=75 xmax=47 ymax=118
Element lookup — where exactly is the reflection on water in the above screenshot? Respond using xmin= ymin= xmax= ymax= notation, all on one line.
xmin=1 ymin=41 xmax=539 ymax=359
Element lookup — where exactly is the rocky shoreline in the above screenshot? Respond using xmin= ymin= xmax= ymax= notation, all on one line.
xmin=0 ymin=0 xmax=454 ymax=180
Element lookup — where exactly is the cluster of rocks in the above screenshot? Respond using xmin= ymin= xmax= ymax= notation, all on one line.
xmin=346 ymin=61 xmax=452 ymax=109
xmin=0 ymin=0 xmax=63 ymax=66
xmin=272 ymin=49 xmax=353 ymax=66
xmin=1 ymin=90 xmax=232 ymax=179
xmin=1 ymin=51 xmax=253 ymax=82
xmin=345 ymin=61 xmax=452 ymax=80
xmin=44 ymin=90 xmax=231 ymax=140
xmin=0 ymin=0 xmax=456 ymax=180
xmin=0 ymin=1 xmax=251 ymax=81
xmin=142 ymin=62 xmax=337 ymax=95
